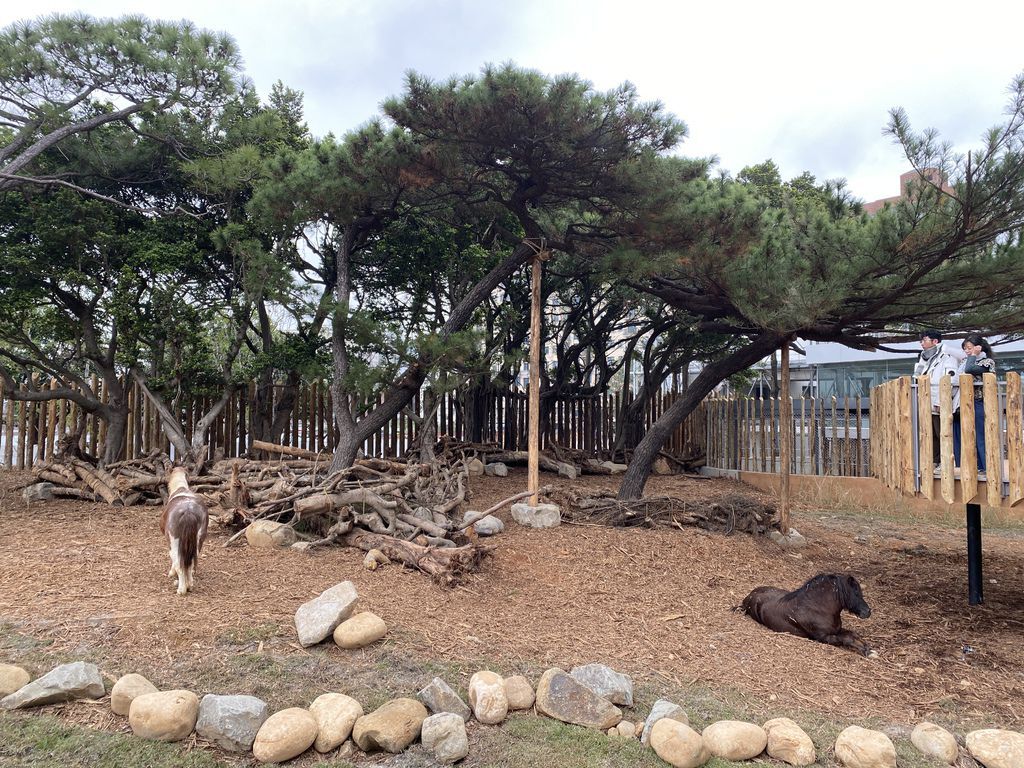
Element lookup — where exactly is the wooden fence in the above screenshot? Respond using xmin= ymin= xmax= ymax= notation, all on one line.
xmin=704 ymin=395 xmax=870 ymax=477
xmin=0 ymin=377 xmax=705 ymax=468
xmin=871 ymin=373 xmax=1024 ymax=507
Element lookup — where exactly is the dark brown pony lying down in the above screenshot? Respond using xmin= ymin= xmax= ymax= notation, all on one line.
xmin=740 ymin=573 xmax=877 ymax=657
xmin=160 ymin=467 xmax=209 ymax=596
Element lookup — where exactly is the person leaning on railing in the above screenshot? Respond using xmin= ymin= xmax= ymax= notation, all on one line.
xmin=914 ymin=330 xmax=959 ymax=474
xmin=953 ymin=334 xmax=997 ymax=476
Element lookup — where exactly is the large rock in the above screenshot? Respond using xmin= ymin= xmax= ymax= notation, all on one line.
xmin=196 ymin=694 xmax=268 ymax=752
xmin=504 ymin=675 xmax=535 ymax=711
xmin=465 ymin=458 xmax=485 ymax=476
xmin=245 ymin=519 xmax=296 ymax=548
xmin=22 ymin=482 xmax=54 ymax=502
xmin=702 ymin=720 xmax=767 ymax=761
xmin=472 ymin=515 xmax=505 ymax=536
xmin=1 ymin=661 xmax=104 ymax=709
xmin=966 ymin=728 xmax=1024 ymax=768
xmin=910 ymin=722 xmax=958 ymax=764
xmin=252 ymin=707 xmax=318 ymax=763
xmin=535 ymin=667 xmax=621 ymax=730
xmin=0 ymin=664 xmax=31 ymax=698
xmin=510 ymin=503 xmax=561 ymax=529
xmin=129 ymin=690 xmax=200 ymax=742
xmin=834 ymin=725 xmax=896 ymax=768
xmin=352 ymin=697 xmax=428 ymax=753
xmin=763 ymin=717 xmax=816 ymax=765
xmin=484 ymin=462 xmax=508 ymax=477
xmin=650 ymin=718 xmax=710 ymax=768
xmin=333 ymin=611 xmax=387 ymax=649
xmin=418 ymin=677 xmax=471 ymax=722
xmin=570 ymin=663 xmax=633 ymax=706
xmin=468 ymin=670 xmax=508 ymax=725
xmin=641 ymin=699 xmax=689 ymax=745
xmin=110 ymin=673 xmax=158 ymax=716
xmin=294 ymin=581 xmax=359 ymax=647
xmin=421 ymin=712 xmax=469 ymax=763
xmin=309 ymin=692 xmax=363 ymax=752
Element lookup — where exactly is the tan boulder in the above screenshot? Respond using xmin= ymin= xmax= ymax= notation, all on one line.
xmin=333 ymin=612 xmax=387 ymax=649
xmin=504 ymin=675 xmax=535 ymax=711
xmin=310 ymin=693 xmax=363 ymax=752
xmin=834 ymin=725 xmax=896 ymax=768
xmin=702 ymin=720 xmax=767 ymax=760
xmin=763 ymin=717 xmax=816 ymax=766
xmin=111 ymin=673 xmax=158 ymax=716
xmin=650 ymin=718 xmax=710 ymax=768
xmin=128 ymin=690 xmax=199 ymax=742
xmin=245 ymin=519 xmax=296 ymax=548
xmin=352 ymin=697 xmax=428 ymax=753
xmin=911 ymin=722 xmax=958 ymax=764
xmin=252 ymin=707 xmax=318 ymax=763
xmin=468 ymin=670 xmax=508 ymax=725
xmin=966 ymin=728 xmax=1024 ymax=768
xmin=0 ymin=664 xmax=30 ymax=698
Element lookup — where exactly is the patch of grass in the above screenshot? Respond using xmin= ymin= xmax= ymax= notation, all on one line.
xmin=0 ymin=712 xmax=231 ymax=768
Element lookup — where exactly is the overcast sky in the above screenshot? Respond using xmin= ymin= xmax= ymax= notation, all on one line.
xmin=4 ymin=0 xmax=1022 ymax=203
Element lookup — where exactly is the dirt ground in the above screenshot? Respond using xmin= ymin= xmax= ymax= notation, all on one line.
xmin=1 ymin=467 xmax=1022 ymax=738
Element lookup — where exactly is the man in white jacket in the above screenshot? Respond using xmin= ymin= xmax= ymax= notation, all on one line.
xmin=913 ymin=330 xmax=958 ymax=471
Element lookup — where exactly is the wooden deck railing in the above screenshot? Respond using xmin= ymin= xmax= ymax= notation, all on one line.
xmin=871 ymin=373 xmax=1024 ymax=507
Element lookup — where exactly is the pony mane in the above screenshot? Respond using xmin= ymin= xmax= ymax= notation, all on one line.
xmin=792 ymin=572 xmax=845 ymax=597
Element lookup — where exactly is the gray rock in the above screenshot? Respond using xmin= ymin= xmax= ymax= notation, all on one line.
xmin=535 ymin=667 xmax=621 ymax=730
xmin=484 ymin=462 xmax=509 ymax=477
xmin=353 ymin=698 xmax=428 ymax=753
xmin=556 ymin=462 xmax=578 ymax=479
xmin=421 ymin=712 xmax=469 ymax=763
xmin=22 ymin=482 xmax=54 ymax=503
xmin=473 ymin=515 xmax=505 ymax=536
xmin=196 ymin=694 xmax=269 ymax=752
xmin=641 ymin=699 xmax=689 ymax=745
xmin=570 ymin=663 xmax=633 ymax=706
xmin=294 ymin=581 xmax=359 ymax=647
xmin=1 ymin=661 xmax=104 ymax=709
xmin=600 ymin=461 xmax=628 ymax=474
xmin=418 ymin=677 xmax=471 ymax=722
xmin=510 ymin=502 xmax=561 ymax=529
xmin=770 ymin=528 xmax=808 ymax=549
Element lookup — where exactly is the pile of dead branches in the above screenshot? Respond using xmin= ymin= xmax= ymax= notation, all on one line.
xmin=26 ymin=441 xmax=516 ymax=585
xmin=555 ymin=488 xmax=778 ymax=536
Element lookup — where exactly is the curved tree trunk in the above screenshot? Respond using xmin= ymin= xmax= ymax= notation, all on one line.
xmin=617 ymin=332 xmax=784 ymax=500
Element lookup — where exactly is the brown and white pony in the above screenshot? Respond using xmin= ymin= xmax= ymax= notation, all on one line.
xmin=160 ymin=467 xmax=209 ymax=595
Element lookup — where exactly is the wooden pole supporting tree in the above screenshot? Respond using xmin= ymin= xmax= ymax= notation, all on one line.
xmin=525 ymin=241 xmax=548 ymax=506
xmin=779 ymin=343 xmax=792 ymax=534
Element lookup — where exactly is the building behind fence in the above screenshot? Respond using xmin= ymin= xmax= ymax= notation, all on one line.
xmin=0 ymin=378 xmax=705 ymax=468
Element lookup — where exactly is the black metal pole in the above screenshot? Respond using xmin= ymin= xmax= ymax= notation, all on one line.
xmin=966 ymin=503 xmax=984 ymax=605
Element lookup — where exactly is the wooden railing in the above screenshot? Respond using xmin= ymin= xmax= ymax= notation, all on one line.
xmin=0 ymin=378 xmax=705 ymax=468
xmin=704 ymin=396 xmax=869 ymax=477
xmin=871 ymin=373 xmax=1024 ymax=507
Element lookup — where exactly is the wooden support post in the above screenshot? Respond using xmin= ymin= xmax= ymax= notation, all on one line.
xmin=779 ymin=344 xmax=792 ymax=534
xmin=528 ymin=251 xmax=544 ymax=506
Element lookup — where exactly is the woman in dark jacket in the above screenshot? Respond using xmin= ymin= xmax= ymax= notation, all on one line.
xmin=957 ymin=334 xmax=997 ymax=474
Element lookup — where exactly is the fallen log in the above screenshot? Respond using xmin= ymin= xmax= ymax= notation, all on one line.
xmin=341 ymin=530 xmax=489 ymax=585
xmin=251 ymin=439 xmax=330 ymax=461
xmin=72 ymin=459 xmax=122 ymax=506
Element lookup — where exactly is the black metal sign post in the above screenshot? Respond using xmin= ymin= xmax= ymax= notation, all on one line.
xmin=966 ymin=502 xmax=984 ymax=605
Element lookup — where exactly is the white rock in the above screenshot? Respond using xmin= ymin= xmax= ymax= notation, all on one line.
xmin=294 ymin=581 xmax=359 ymax=647
xmin=252 ymin=707 xmax=318 ymax=763
xmin=834 ymin=725 xmax=896 ymax=768
xmin=702 ymin=720 xmax=767 ymax=761
xmin=129 ymin=690 xmax=200 ymax=742
xmin=110 ymin=673 xmax=158 ymax=716
xmin=650 ymin=718 xmax=710 ymax=768
xmin=570 ymin=663 xmax=633 ymax=706
xmin=966 ymin=728 xmax=1024 ymax=768
xmin=310 ymin=692 xmax=363 ymax=752
xmin=484 ymin=462 xmax=509 ymax=477
xmin=472 ymin=515 xmax=505 ymax=536
xmin=196 ymin=694 xmax=268 ymax=752
xmin=466 ymin=458 xmax=485 ymax=476
xmin=641 ymin=699 xmax=689 ymax=745
xmin=510 ymin=502 xmax=561 ymax=528
xmin=333 ymin=611 xmax=387 ymax=649
xmin=763 ymin=717 xmax=816 ymax=766
xmin=421 ymin=712 xmax=469 ymax=763
xmin=468 ymin=670 xmax=508 ymax=725
xmin=910 ymin=722 xmax=958 ymax=764
xmin=418 ymin=677 xmax=471 ymax=721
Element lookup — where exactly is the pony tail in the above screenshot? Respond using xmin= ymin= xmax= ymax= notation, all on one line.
xmin=179 ymin=523 xmax=199 ymax=572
